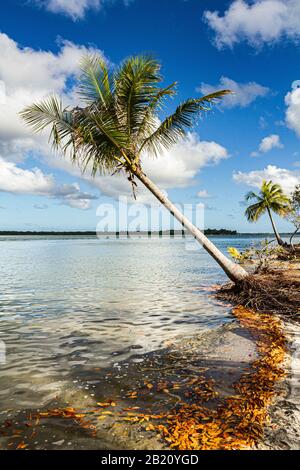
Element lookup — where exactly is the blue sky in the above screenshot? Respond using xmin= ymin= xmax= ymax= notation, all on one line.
xmin=0 ymin=0 xmax=299 ymax=232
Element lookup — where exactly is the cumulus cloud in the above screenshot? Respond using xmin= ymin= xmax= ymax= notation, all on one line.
xmin=41 ymin=0 xmax=101 ymax=19
xmin=34 ymin=0 xmax=132 ymax=20
xmin=204 ymin=0 xmax=300 ymax=49
xmin=0 ymin=32 xmax=103 ymax=161
xmin=285 ymin=85 xmax=300 ymax=137
xmin=259 ymin=134 xmax=283 ymax=152
xmin=0 ymin=33 xmax=229 ymax=206
xmin=48 ymin=132 xmax=229 ymax=204
xmin=233 ymin=165 xmax=300 ymax=194
xmin=0 ymin=158 xmax=98 ymax=209
xmin=198 ymin=77 xmax=270 ymax=108
xmin=143 ymin=133 xmax=229 ymax=189
xmin=53 ymin=182 xmax=98 ymax=209
xmin=0 ymin=80 xmax=5 ymax=105
xmin=0 ymin=32 xmax=104 ymax=207
xmin=197 ymin=189 xmax=213 ymax=198
xmin=250 ymin=134 xmax=283 ymax=157
xmin=0 ymin=158 xmax=54 ymax=195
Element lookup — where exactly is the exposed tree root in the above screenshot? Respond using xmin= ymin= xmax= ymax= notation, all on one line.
xmin=216 ymin=272 xmax=300 ymax=317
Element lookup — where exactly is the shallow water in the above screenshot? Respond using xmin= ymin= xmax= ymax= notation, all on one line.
xmin=0 ymin=236 xmax=266 ymax=425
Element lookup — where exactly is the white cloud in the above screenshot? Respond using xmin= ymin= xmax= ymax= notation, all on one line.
xmin=0 ymin=158 xmax=98 ymax=209
xmin=285 ymin=86 xmax=300 ymax=137
xmin=233 ymin=165 xmax=300 ymax=194
xmin=0 ymin=33 xmax=103 ymax=161
xmin=197 ymin=189 xmax=213 ymax=198
xmin=0 ymin=157 xmax=54 ymax=195
xmin=0 ymin=35 xmax=92 ymax=92
xmin=84 ymin=134 xmax=227 ymax=201
xmin=143 ymin=133 xmax=229 ymax=189
xmin=42 ymin=0 xmax=100 ymax=19
xmin=204 ymin=0 xmax=300 ymax=49
xmin=0 ymin=32 xmax=105 ymax=207
xmin=0 ymin=33 xmax=229 ymax=206
xmin=45 ymin=132 xmax=229 ymax=203
xmin=250 ymin=134 xmax=283 ymax=157
xmin=53 ymin=182 xmax=98 ymax=209
xmin=198 ymin=77 xmax=269 ymax=108
xmin=34 ymin=0 xmax=132 ymax=20
xmin=0 ymin=80 xmax=5 ymax=104
xmin=259 ymin=134 xmax=283 ymax=152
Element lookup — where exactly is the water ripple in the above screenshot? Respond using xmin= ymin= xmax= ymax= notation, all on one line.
xmin=0 ymin=237 xmax=237 ymax=413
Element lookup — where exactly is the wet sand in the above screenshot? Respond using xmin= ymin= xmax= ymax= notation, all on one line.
xmin=1 ymin=317 xmax=299 ymax=450
xmin=256 ymin=318 xmax=300 ymax=450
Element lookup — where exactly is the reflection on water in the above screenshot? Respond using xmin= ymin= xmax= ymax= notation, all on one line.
xmin=0 ymin=236 xmax=252 ymax=415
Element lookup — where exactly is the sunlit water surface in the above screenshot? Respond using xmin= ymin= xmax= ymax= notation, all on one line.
xmin=0 ymin=236 xmax=262 ymax=419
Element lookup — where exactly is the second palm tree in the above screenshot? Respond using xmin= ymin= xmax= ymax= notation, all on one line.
xmin=245 ymin=180 xmax=290 ymax=246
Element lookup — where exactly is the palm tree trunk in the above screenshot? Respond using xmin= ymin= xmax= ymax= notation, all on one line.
xmin=290 ymin=227 xmax=299 ymax=249
xmin=266 ymin=207 xmax=285 ymax=246
xmin=135 ymin=169 xmax=248 ymax=283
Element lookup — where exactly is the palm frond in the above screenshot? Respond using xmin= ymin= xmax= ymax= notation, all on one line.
xmin=79 ymin=55 xmax=112 ymax=105
xmin=114 ymin=55 xmax=163 ymax=138
xmin=137 ymin=82 xmax=177 ymax=141
xmin=20 ymin=95 xmax=77 ymax=154
xmin=20 ymin=95 xmax=71 ymax=134
xmin=245 ymin=202 xmax=267 ymax=222
xmin=245 ymin=191 xmax=260 ymax=202
xmin=21 ymin=95 xmax=128 ymax=175
xmin=139 ymin=90 xmax=232 ymax=156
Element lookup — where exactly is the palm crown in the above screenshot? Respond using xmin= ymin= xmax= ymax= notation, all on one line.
xmin=21 ymin=55 xmax=230 ymax=189
xmin=245 ymin=180 xmax=290 ymax=222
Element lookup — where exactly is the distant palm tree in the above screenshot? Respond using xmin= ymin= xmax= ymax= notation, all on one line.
xmin=245 ymin=180 xmax=290 ymax=246
xmin=21 ymin=55 xmax=248 ymax=282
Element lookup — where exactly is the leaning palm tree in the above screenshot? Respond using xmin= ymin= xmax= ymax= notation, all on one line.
xmin=245 ymin=180 xmax=290 ymax=246
xmin=21 ymin=55 xmax=248 ymax=282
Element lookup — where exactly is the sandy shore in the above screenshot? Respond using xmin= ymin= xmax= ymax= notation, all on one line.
xmin=186 ymin=316 xmax=300 ymax=451
xmin=256 ymin=318 xmax=300 ymax=450
xmin=100 ymin=317 xmax=300 ymax=450
xmin=98 ymin=321 xmax=259 ymax=450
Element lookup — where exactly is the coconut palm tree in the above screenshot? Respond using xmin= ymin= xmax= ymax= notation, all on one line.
xmin=245 ymin=180 xmax=290 ymax=246
xmin=21 ymin=55 xmax=248 ymax=282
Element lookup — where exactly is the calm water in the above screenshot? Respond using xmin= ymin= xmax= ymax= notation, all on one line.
xmin=0 ymin=236 xmax=261 ymax=418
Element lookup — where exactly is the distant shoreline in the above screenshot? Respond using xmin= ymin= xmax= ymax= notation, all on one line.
xmin=0 ymin=230 xmax=298 ymax=237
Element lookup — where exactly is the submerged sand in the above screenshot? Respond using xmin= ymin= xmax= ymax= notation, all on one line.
xmin=1 ymin=316 xmax=299 ymax=450
xmin=111 ymin=317 xmax=300 ymax=451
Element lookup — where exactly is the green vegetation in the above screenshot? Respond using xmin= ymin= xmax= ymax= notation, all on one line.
xmin=228 ymin=240 xmax=286 ymax=274
xmin=245 ymin=180 xmax=290 ymax=246
xmin=228 ymin=181 xmax=300 ymax=275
